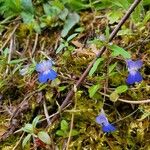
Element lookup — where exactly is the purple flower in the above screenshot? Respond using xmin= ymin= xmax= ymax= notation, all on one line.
xmin=96 ymin=109 xmax=116 ymax=133
xmin=126 ymin=59 xmax=143 ymax=85
xmin=36 ymin=60 xmax=57 ymax=83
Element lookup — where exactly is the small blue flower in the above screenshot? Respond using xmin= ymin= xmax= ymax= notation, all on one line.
xmin=96 ymin=109 xmax=116 ymax=133
xmin=126 ymin=59 xmax=143 ymax=85
xmin=36 ymin=60 xmax=57 ymax=83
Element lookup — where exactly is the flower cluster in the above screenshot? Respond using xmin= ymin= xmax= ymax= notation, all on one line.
xmin=126 ymin=59 xmax=143 ymax=85
xmin=96 ymin=109 xmax=116 ymax=133
xmin=36 ymin=60 xmax=57 ymax=83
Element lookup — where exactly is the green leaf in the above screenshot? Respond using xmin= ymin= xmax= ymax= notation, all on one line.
xmin=22 ymin=134 xmax=31 ymax=148
xmin=56 ymin=130 xmax=65 ymax=136
xmin=51 ymin=78 xmax=61 ymax=87
xmin=108 ymin=62 xmax=117 ymax=74
xmin=71 ymin=129 xmax=79 ymax=136
xmin=33 ymin=20 xmax=41 ymax=34
xmin=143 ymin=11 xmax=150 ymax=24
xmin=56 ymin=43 xmax=65 ymax=54
xmin=109 ymin=44 xmax=131 ymax=59
xmin=131 ymin=4 xmax=142 ymax=23
xmin=61 ymin=12 xmax=80 ymax=37
xmin=38 ymin=131 xmax=51 ymax=145
xmin=61 ymin=120 xmax=68 ymax=131
xmin=21 ymin=0 xmax=34 ymax=14
xmin=89 ymin=58 xmax=104 ymax=76
xmin=21 ymin=12 xmax=34 ymax=23
xmin=58 ymin=86 xmax=68 ymax=92
xmin=22 ymin=123 xmax=34 ymax=133
xmin=62 ymin=0 xmax=89 ymax=11
xmin=67 ymin=33 xmax=78 ymax=42
xmin=109 ymin=91 xmax=119 ymax=102
xmin=111 ymin=0 xmax=130 ymax=10
xmin=59 ymin=8 xmax=68 ymax=20
xmin=115 ymin=85 xmax=128 ymax=94
xmin=2 ymin=48 xmax=9 ymax=58
xmin=9 ymin=58 xmax=27 ymax=64
xmin=88 ymin=84 xmax=101 ymax=98
xmin=32 ymin=115 xmax=42 ymax=129
xmin=107 ymin=10 xmax=123 ymax=24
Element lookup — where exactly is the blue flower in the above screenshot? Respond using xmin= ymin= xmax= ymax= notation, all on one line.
xmin=36 ymin=60 xmax=57 ymax=83
xmin=96 ymin=109 xmax=116 ymax=133
xmin=126 ymin=59 xmax=143 ymax=85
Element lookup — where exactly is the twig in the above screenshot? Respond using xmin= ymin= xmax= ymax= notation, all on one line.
xmin=43 ymin=99 xmax=51 ymax=125
xmin=99 ymin=91 xmax=150 ymax=104
xmin=0 ymin=24 xmax=19 ymax=52
xmin=65 ymin=87 xmax=77 ymax=150
xmin=66 ymin=113 xmax=74 ymax=150
xmin=51 ymin=0 xmax=142 ymax=123
xmin=12 ymin=132 xmax=25 ymax=150
xmin=40 ymin=103 xmax=71 ymax=122
xmin=113 ymin=108 xmax=139 ymax=124
xmin=5 ymin=36 xmax=14 ymax=75
xmin=32 ymin=33 xmax=39 ymax=55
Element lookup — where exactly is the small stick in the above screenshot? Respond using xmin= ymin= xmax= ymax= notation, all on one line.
xmin=43 ymin=99 xmax=51 ymax=125
xmin=12 ymin=132 xmax=25 ymax=150
xmin=51 ymin=0 xmax=142 ymax=122
xmin=65 ymin=86 xmax=77 ymax=150
xmin=5 ymin=36 xmax=14 ymax=75
xmin=0 ymin=24 xmax=19 ymax=52
xmin=99 ymin=92 xmax=150 ymax=104
xmin=32 ymin=33 xmax=39 ymax=55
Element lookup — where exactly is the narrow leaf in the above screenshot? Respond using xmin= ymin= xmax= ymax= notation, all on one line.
xmin=89 ymin=58 xmax=104 ymax=76
xmin=110 ymin=44 xmax=131 ymax=59
xmin=32 ymin=115 xmax=42 ymax=128
xmin=56 ymin=43 xmax=65 ymax=54
xmin=22 ymin=134 xmax=31 ymax=148
xmin=88 ymin=84 xmax=100 ymax=98
xmin=109 ymin=62 xmax=117 ymax=74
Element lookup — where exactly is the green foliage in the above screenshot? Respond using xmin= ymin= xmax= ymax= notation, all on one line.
xmin=0 ymin=0 xmax=22 ymax=17
xmin=109 ymin=44 xmax=131 ymax=59
xmin=61 ymin=12 xmax=80 ymax=37
xmin=110 ymin=85 xmax=128 ymax=102
xmin=22 ymin=134 xmax=31 ymax=148
xmin=62 ymin=0 xmax=90 ymax=11
xmin=56 ymin=33 xmax=78 ymax=53
xmin=107 ymin=10 xmax=123 ymax=24
xmin=37 ymin=131 xmax=51 ymax=145
xmin=89 ymin=58 xmax=104 ymax=76
xmin=115 ymin=85 xmax=128 ymax=94
xmin=109 ymin=91 xmax=119 ymax=102
xmin=16 ymin=115 xmax=51 ymax=148
xmin=88 ymin=84 xmax=101 ymax=98
xmin=61 ymin=120 xmax=69 ymax=131
xmin=56 ymin=120 xmax=79 ymax=137
xmin=0 ymin=0 xmax=150 ymax=149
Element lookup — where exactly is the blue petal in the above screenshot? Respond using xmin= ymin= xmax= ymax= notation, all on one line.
xmin=38 ymin=69 xmax=57 ymax=83
xmin=96 ymin=114 xmax=108 ymax=126
xmin=126 ymin=59 xmax=142 ymax=70
xmin=47 ymin=69 xmax=58 ymax=80
xmin=126 ymin=71 xmax=143 ymax=84
xmin=36 ymin=60 xmax=52 ymax=73
xmin=102 ymin=124 xmax=116 ymax=133
xmin=38 ymin=72 xmax=49 ymax=83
